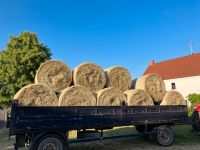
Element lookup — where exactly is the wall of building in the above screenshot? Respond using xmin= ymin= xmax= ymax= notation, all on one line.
xmin=164 ymin=75 xmax=200 ymax=99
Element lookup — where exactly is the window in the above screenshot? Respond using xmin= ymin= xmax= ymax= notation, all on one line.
xmin=171 ymin=83 xmax=176 ymax=90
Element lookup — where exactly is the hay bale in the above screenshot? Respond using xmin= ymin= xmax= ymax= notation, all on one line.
xmin=14 ymin=84 xmax=58 ymax=106
xmin=59 ymin=85 xmax=96 ymax=106
xmin=105 ymin=66 xmax=131 ymax=91
xmin=73 ymin=62 xmax=106 ymax=92
xmin=124 ymin=89 xmax=154 ymax=106
xmin=160 ymin=91 xmax=186 ymax=105
xmin=97 ymin=87 xmax=126 ymax=106
xmin=35 ymin=60 xmax=72 ymax=92
xmin=135 ymin=73 xmax=166 ymax=102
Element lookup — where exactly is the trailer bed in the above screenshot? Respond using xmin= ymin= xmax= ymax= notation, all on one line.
xmin=9 ymin=101 xmax=188 ymax=136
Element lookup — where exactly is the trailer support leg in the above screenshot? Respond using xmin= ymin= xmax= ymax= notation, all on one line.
xmin=100 ymin=130 xmax=103 ymax=142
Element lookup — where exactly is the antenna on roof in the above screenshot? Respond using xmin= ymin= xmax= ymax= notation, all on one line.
xmin=189 ymin=40 xmax=193 ymax=54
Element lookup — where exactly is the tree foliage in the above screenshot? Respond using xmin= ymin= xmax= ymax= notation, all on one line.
xmin=187 ymin=93 xmax=200 ymax=115
xmin=0 ymin=32 xmax=51 ymax=107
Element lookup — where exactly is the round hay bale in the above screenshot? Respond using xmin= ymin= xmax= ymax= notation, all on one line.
xmin=73 ymin=62 xmax=106 ymax=92
xmin=59 ymin=86 xmax=96 ymax=106
xmin=105 ymin=66 xmax=131 ymax=92
xmin=135 ymin=73 xmax=166 ymax=102
xmin=14 ymin=84 xmax=58 ymax=106
xmin=124 ymin=89 xmax=154 ymax=106
xmin=35 ymin=60 xmax=72 ymax=92
xmin=97 ymin=87 xmax=126 ymax=106
xmin=160 ymin=91 xmax=186 ymax=105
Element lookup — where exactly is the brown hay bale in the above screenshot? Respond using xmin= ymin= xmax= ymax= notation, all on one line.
xmin=73 ymin=62 xmax=106 ymax=92
xmin=124 ymin=89 xmax=154 ymax=106
xmin=97 ymin=87 xmax=126 ymax=106
xmin=135 ymin=73 xmax=166 ymax=102
xmin=35 ymin=60 xmax=72 ymax=92
xmin=58 ymin=85 xmax=96 ymax=106
xmin=160 ymin=91 xmax=186 ymax=105
xmin=105 ymin=66 xmax=131 ymax=92
xmin=14 ymin=84 xmax=58 ymax=106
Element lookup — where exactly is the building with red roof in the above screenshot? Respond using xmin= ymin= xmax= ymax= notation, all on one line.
xmin=144 ymin=53 xmax=200 ymax=98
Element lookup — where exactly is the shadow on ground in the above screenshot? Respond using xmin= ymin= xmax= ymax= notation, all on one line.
xmin=1 ymin=125 xmax=200 ymax=150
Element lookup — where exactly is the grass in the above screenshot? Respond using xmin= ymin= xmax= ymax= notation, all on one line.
xmin=0 ymin=129 xmax=9 ymax=140
xmin=68 ymin=125 xmax=200 ymax=144
xmin=172 ymin=125 xmax=200 ymax=144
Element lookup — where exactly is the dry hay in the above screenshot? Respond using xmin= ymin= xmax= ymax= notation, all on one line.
xmin=35 ymin=60 xmax=72 ymax=92
xmin=160 ymin=91 xmax=186 ymax=105
xmin=14 ymin=84 xmax=58 ymax=106
xmin=73 ymin=62 xmax=106 ymax=92
xmin=105 ymin=66 xmax=132 ymax=92
xmin=97 ymin=87 xmax=127 ymax=106
xmin=58 ymin=85 xmax=96 ymax=106
xmin=135 ymin=73 xmax=166 ymax=102
xmin=124 ymin=89 xmax=154 ymax=106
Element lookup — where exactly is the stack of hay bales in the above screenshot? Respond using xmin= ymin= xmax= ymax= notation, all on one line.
xmin=134 ymin=73 xmax=186 ymax=106
xmin=14 ymin=59 xmax=186 ymax=107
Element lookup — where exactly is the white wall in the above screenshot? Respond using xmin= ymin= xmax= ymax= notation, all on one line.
xmin=164 ymin=75 xmax=200 ymax=99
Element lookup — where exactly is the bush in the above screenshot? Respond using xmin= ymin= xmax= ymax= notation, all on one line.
xmin=187 ymin=93 xmax=200 ymax=115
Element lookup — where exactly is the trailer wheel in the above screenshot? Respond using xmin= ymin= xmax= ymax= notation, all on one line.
xmin=32 ymin=134 xmax=67 ymax=150
xmin=156 ymin=126 xmax=174 ymax=147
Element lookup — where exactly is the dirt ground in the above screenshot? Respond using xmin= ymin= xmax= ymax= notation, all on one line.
xmin=1 ymin=125 xmax=200 ymax=150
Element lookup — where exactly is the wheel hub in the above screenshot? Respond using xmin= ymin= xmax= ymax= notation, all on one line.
xmin=43 ymin=143 xmax=57 ymax=150
xmin=159 ymin=131 xmax=170 ymax=142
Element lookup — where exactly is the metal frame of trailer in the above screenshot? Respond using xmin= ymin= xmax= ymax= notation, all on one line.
xmin=8 ymin=101 xmax=197 ymax=150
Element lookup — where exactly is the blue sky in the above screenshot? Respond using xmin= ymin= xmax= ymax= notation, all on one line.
xmin=0 ymin=0 xmax=200 ymax=78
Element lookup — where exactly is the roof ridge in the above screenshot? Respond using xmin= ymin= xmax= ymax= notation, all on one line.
xmin=155 ymin=52 xmax=200 ymax=65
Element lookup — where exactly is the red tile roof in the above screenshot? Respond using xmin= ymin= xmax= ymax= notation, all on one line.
xmin=144 ymin=53 xmax=200 ymax=80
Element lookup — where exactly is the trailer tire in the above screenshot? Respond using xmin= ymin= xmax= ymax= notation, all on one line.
xmin=30 ymin=134 xmax=68 ymax=150
xmin=156 ymin=126 xmax=174 ymax=147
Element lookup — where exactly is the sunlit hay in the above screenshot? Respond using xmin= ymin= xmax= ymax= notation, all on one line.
xmin=135 ymin=73 xmax=166 ymax=102
xmin=105 ymin=66 xmax=132 ymax=92
xmin=35 ymin=60 xmax=72 ymax=92
xmin=124 ymin=89 xmax=154 ymax=106
xmin=73 ymin=62 xmax=106 ymax=92
xmin=160 ymin=90 xmax=186 ymax=105
xmin=14 ymin=84 xmax=58 ymax=106
xmin=97 ymin=87 xmax=127 ymax=106
xmin=59 ymin=85 xmax=96 ymax=106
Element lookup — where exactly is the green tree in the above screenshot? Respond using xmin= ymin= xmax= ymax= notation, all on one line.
xmin=187 ymin=93 xmax=200 ymax=115
xmin=0 ymin=32 xmax=51 ymax=107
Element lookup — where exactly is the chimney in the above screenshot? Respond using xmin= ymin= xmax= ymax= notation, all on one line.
xmin=149 ymin=60 xmax=155 ymax=66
